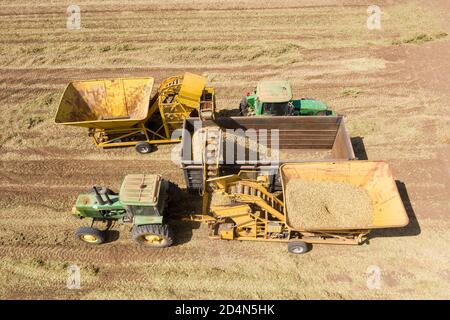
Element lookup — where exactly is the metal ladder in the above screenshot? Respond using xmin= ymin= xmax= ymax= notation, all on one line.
xmin=227 ymin=181 xmax=285 ymax=221
xmin=201 ymin=127 xmax=222 ymax=194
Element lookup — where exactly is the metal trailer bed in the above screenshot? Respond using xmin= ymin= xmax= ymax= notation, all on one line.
xmin=180 ymin=115 xmax=356 ymax=191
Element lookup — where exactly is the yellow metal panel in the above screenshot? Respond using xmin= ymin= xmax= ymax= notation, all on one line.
xmin=211 ymin=204 xmax=251 ymax=217
xmin=279 ymin=161 xmax=409 ymax=230
xmin=219 ymin=227 xmax=234 ymax=240
xmin=176 ymin=72 xmax=206 ymax=108
xmin=55 ymin=77 xmax=154 ymax=129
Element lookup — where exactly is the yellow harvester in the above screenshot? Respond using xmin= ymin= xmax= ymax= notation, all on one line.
xmin=192 ymin=161 xmax=409 ymax=253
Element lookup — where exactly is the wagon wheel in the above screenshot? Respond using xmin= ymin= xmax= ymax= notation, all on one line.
xmin=135 ymin=141 xmax=154 ymax=154
xmin=287 ymin=241 xmax=310 ymax=254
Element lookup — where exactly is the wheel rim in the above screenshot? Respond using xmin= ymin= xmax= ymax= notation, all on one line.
xmin=143 ymin=234 xmax=163 ymax=244
xmin=81 ymin=234 xmax=98 ymax=243
xmin=292 ymin=246 xmax=304 ymax=254
xmin=140 ymin=146 xmax=149 ymax=153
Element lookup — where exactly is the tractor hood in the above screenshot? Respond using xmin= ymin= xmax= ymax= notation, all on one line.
xmin=75 ymin=193 xmax=122 ymax=210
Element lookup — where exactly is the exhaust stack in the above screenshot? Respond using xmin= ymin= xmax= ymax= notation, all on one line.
xmin=93 ymin=186 xmax=105 ymax=205
xmin=104 ymin=192 xmax=113 ymax=205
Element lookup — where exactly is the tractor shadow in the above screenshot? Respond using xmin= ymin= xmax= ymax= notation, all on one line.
xmin=168 ymin=189 xmax=203 ymax=246
xmin=104 ymin=230 xmax=120 ymax=243
xmin=351 ymin=136 xmax=368 ymax=160
xmin=170 ymin=220 xmax=202 ymax=246
xmin=366 ymin=180 xmax=421 ymax=242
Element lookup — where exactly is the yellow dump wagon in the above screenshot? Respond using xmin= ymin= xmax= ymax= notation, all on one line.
xmin=55 ymin=73 xmax=215 ymax=153
xmin=201 ymin=160 xmax=408 ymax=253
xmin=280 ymin=161 xmax=409 ymax=232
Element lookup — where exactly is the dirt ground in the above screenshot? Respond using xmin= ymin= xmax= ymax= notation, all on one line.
xmin=0 ymin=0 xmax=449 ymax=299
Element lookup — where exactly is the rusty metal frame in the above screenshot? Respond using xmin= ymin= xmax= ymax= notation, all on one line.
xmin=91 ymin=122 xmax=178 ymax=148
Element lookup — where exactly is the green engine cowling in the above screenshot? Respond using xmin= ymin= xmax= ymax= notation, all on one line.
xmin=71 ymin=174 xmax=169 ymax=226
xmin=241 ymin=80 xmax=335 ymax=116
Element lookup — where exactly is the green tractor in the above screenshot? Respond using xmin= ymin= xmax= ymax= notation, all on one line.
xmin=71 ymin=174 xmax=179 ymax=247
xmin=239 ymin=80 xmax=335 ymax=116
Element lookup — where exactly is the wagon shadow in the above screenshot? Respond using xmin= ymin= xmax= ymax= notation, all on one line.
xmin=217 ymin=108 xmax=241 ymax=117
xmin=366 ymin=180 xmax=421 ymax=242
xmin=351 ymin=136 xmax=368 ymax=160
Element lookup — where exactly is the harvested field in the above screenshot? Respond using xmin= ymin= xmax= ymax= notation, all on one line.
xmin=285 ymin=180 xmax=373 ymax=230
xmin=0 ymin=0 xmax=449 ymax=300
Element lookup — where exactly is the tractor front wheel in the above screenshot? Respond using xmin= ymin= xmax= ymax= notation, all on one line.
xmin=75 ymin=227 xmax=105 ymax=245
xmin=131 ymin=224 xmax=173 ymax=248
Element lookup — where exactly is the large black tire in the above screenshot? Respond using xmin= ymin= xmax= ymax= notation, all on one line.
xmin=135 ymin=141 xmax=154 ymax=154
xmin=75 ymin=227 xmax=105 ymax=245
xmin=287 ymin=241 xmax=309 ymax=254
xmin=131 ymin=224 xmax=173 ymax=248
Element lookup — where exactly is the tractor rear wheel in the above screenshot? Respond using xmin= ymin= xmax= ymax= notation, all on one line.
xmin=75 ymin=227 xmax=105 ymax=245
xmin=287 ymin=241 xmax=309 ymax=254
xmin=131 ymin=224 xmax=173 ymax=248
xmin=135 ymin=142 xmax=153 ymax=154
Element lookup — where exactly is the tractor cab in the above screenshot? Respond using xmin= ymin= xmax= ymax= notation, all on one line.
xmin=118 ymin=174 xmax=169 ymax=225
xmin=241 ymin=80 xmax=335 ymax=116
xmin=246 ymin=80 xmax=294 ymax=116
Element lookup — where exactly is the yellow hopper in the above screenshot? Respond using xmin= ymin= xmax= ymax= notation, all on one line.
xmin=55 ymin=73 xmax=215 ymax=153
xmin=55 ymin=77 xmax=154 ymax=129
